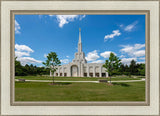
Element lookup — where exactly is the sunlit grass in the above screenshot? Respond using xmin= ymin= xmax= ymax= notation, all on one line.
xmin=15 ymin=81 xmax=145 ymax=101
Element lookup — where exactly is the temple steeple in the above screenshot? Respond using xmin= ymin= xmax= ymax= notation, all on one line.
xmin=72 ymin=28 xmax=87 ymax=63
xmin=78 ymin=28 xmax=82 ymax=53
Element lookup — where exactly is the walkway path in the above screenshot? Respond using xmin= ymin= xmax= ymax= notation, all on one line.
xmin=15 ymin=79 xmax=145 ymax=83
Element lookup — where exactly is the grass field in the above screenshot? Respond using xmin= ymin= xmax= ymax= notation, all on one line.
xmin=15 ymin=76 xmax=144 ymax=81
xmin=15 ymin=81 xmax=145 ymax=101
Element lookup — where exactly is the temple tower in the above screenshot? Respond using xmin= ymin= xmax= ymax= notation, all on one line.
xmin=72 ymin=28 xmax=87 ymax=64
xmin=78 ymin=28 xmax=82 ymax=53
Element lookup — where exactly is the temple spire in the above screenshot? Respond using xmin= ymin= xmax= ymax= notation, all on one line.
xmin=78 ymin=28 xmax=82 ymax=53
xmin=79 ymin=28 xmax=81 ymax=43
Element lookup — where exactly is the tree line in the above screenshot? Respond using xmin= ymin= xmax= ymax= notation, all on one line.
xmin=103 ymin=53 xmax=145 ymax=77
xmin=15 ymin=52 xmax=145 ymax=77
xmin=15 ymin=57 xmax=50 ymax=76
xmin=103 ymin=52 xmax=145 ymax=84
xmin=111 ymin=60 xmax=145 ymax=76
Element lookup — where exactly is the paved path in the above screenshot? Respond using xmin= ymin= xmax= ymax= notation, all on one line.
xmin=15 ymin=79 xmax=145 ymax=83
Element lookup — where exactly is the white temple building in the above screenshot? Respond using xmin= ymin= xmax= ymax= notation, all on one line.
xmin=51 ymin=28 xmax=108 ymax=77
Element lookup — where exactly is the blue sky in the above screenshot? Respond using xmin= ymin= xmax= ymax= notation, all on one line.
xmin=15 ymin=15 xmax=145 ymax=66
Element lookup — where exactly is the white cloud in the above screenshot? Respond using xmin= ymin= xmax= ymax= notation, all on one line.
xmin=17 ymin=57 xmax=42 ymax=66
xmin=121 ymin=58 xmax=137 ymax=65
xmin=91 ymin=60 xmax=104 ymax=63
xmin=66 ymin=56 xmax=70 ymax=58
xmin=85 ymin=50 xmax=100 ymax=61
xmin=15 ymin=44 xmax=34 ymax=52
xmin=139 ymin=57 xmax=145 ymax=60
xmin=119 ymin=24 xmax=124 ymax=28
xmin=134 ymin=44 xmax=145 ymax=50
xmin=51 ymin=15 xmax=85 ymax=28
xmin=15 ymin=51 xmax=30 ymax=57
xmin=137 ymin=61 xmax=145 ymax=64
xmin=119 ymin=55 xmax=125 ymax=58
xmin=120 ymin=45 xmax=133 ymax=53
xmin=133 ymin=50 xmax=145 ymax=57
xmin=120 ymin=43 xmax=145 ymax=57
xmin=124 ymin=21 xmax=138 ymax=32
xmin=79 ymin=15 xmax=86 ymax=20
xmin=104 ymin=30 xmax=121 ymax=41
xmin=60 ymin=59 xmax=69 ymax=64
xmin=100 ymin=51 xmax=116 ymax=58
xmin=56 ymin=15 xmax=78 ymax=28
xmin=15 ymin=44 xmax=42 ymax=65
xmin=48 ymin=15 xmax=54 ymax=17
xmin=15 ymin=20 xmax=21 ymax=34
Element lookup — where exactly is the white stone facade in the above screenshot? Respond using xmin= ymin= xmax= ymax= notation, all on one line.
xmin=50 ymin=28 xmax=108 ymax=77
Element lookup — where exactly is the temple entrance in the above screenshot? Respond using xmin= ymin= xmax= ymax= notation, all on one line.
xmin=71 ymin=65 xmax=78 ymax=77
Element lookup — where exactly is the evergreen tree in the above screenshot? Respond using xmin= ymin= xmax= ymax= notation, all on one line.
xmin=137 ymin=63 xmax=145 ymax=76
xmin=129 ymin=60 xmax=138 ymax=75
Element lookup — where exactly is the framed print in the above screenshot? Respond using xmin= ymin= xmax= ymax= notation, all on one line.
xmin=0 ymin=0 xmax=160 ymax=115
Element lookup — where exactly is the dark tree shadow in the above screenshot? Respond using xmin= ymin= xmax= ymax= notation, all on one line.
xmin=112 ymin=82 xmax=130 ymax=87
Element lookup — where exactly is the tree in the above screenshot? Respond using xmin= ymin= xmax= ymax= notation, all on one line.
xmin=137 ymin=63 xmax=145 ymax=76
xmin=103 ymin=52 xmax=121 ymax=84
xmin=15 ymin=57 xmax=27 ymax=76
xmin=42 ymin=52 xmax=61 ymax=84
xmin=119 ymin=64 xmax=125 ymax=75
xmin=129 ymin=60 xmax=138 ymax=75
xmin=15 ymin=57 xmax=50 ymax=76
xmin=124 ymin=64 xmax=130 ymax=76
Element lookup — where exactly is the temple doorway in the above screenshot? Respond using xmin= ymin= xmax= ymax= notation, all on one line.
xmin=71 ymin=65 xmax=78 ymax=77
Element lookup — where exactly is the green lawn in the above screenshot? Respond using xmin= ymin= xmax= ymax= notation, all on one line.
xmin=15 ymin=76 xmax=144 ymax=81
xmin=15 ymin=81 xmax=145 ymax=101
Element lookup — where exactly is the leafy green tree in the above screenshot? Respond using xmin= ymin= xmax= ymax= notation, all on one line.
xmin=15 ymin=57 xmax=22 ymax=76
xmin=43 ymin=52 xmax=61 ymax=83
xmin=119 ymin=64 xmax=125 ymax=75
xmin=37 ymin=67 xmax=43 ymax=76
xmin=103 ymin=52 xmax=121 ymax=84
xmin=15 ymin=57 xmax=27 ymax=76
xmin=29 ymin=64 xmax=34 ymax=75
xmin=123 ymin=64 xmax=129 ymax=76
xmin=15 ymin=57 xmax=50 ymax=76
xmin=137 ymin=63 xmax=145 ymax=76
xmin=129 ymin=60 xmax=138 ymax=75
